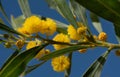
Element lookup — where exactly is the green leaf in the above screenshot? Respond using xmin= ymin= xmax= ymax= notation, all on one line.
xmin=90 ymin=12 xmax=103 ymax=33
xmin=0 ymin=49 xmax=20 ymax=71
xmin=55 ymin=20 xmax=68 ymax=34
xmin=40 ymin=45 xmax=89 ymax=60
xmin=0 ymin=0 xmax=11 ymax=24
xmin=82 ymin=49 xmax=111 ymax=77
xmin=11 ymin=15 xmax=25 ymax=30
xmin=64 ymin=53 xmax=72 ymax=77
xmin=45 ymin=0 xmax=78 ymax=29
xmin=69 ymin=0 xmax=88 ymax=27
xmin=0 ymin=43 xmax=48 ymax=77
xmin=75 ymin=0 xmax=120 ymax=25
xmin=0 ymin=22 xmax=26 ymax=37
xmin=18 ymin=0 xmax=31 ymax=18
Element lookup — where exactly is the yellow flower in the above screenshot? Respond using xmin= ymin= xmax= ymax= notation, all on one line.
xmin=98 ymin=32 xmax=107 ymax=41
xmin=17 ymin=27 xmax=30 ymax=35
xmin=51 ymin=55 xmax=70 ymax=72
xmin=23 ymin=16 xmax=42 ymax=34
xmin=77 ymin=26 xmax=87 ymax=35
xmin=53 ymin=33 xmax=70 ymax=50
xmin=26 ymin=41 xmax=37 ymax=50
xmin=67 ymin=25 xmax=80 ymax=40
xmin=40 ymin=18 xmax=57 ymax=36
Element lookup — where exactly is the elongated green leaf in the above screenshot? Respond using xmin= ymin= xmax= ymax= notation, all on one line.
xmin=55 ymin=20 xmax=68 ymax=34
xmin=0 ymin=0 xmax=11 ymax=24
xmin=64 ymin=53 xmax=72 ymax=77
xmin=0 ymin=49 xmax=20 ymax=71
xmin=69 ymin=0 xmax=88 ymax=26
xmin=46 ymin=0 xmax=78 ymax=29
xmin=40 ymin=45 xmax=89 ymax=60
xmin=0 ymin=22 xmax=26 ymax=37
xmin=18 ymin=0 xmax=31 ymax=18
xmin=90 ymin=12 xmax=103 ymax=33
xmin=11 ymin=15 xmax=25 ymax=30
xmin=75 ymin=0 xmax=120 ymax=25
xmin=82 ymin=49 xmax=111 ymax=77
xmin=0 ymin=43 xmax=48 ymax=77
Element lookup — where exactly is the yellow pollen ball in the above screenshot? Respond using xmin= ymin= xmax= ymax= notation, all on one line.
xmin=23 ymin=16 xmax=42 ymax=34
xmin=26 ymin=41 xmax=37 ymax=50
xmin=51 ymin=55 xmax=70 ymax=72
xmin=53 ymin=33 xmax=70 ymax=50
xmin=17 ymin=27 xmax=30 ymax=35
xmin=40 ymin=18 xmax=57 ymax=36
xmin=67 ymin=25 xmax=80 ymax=40
xmin=98 ymin=32 xmax=107 ymax=41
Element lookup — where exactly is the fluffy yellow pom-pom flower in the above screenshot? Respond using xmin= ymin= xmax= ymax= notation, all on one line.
xmin=51 ymin=55 xmax=70 ymax=72
xmin=23 ymin=16 xmax=42 ymax=34
xmin=26 ymin=41 xmax=37 ymax=50
xmin=17 ymin=27 xmax=30 ymax=35
xmin=53 ymin=33 xmax=70 ymax=50
xmin=40 ymin=18 xmax=57 ymax=36
xmin=67 ymin=25 xmax=80 ymax=40
xmin=98 ymin=32 xmax=107 ymax=41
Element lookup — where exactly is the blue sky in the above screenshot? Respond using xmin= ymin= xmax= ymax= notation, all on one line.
xmin=0 ymin=0 xmax=120 ymax=77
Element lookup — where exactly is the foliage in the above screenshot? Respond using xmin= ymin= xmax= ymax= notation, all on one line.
xmin=0 ymin=0 xmax=120 ymax=77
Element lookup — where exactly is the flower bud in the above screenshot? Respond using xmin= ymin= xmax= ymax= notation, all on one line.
xmin=16 ymin=40 xmax=25 ymax=49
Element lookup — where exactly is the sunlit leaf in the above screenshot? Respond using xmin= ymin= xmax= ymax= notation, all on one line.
xmin=82 ymin=49 xmax=110 ymax=77
xmin=0 ymin=43 xmax=48 ymax=77
xmin=40 ymin=45 xmax=89 ymax=60
xmin=45 ymin=0 xmax=78 ymax=29
xmin=18 ymin=0 xmax=31 ymax=18
xmin=69 ymin=0 xmax=88 ymax=27
xmin=90 ymin=12 xmax=103 ymax=33
xmin=11 ymin=15 xmax=25 ymax=30
xmin=75 ymin=0 xmax=120 ymax=25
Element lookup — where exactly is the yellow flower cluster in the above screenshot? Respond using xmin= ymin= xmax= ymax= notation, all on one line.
xmin=67 ymin=25 xmax=80 ymax=40
xmin=67 ymin=23 xmax=87 ymax=40
xmin=51 ymin=55 xmax=70 ymax=72
xmin=17 ymin=16 xmax=56 ymax=36
xmin=53 ymin=33 xmax=70 ymax=50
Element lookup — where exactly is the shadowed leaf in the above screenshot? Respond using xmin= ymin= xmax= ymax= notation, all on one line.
xmin=75 ymin=0 xmax=120 ymax=25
